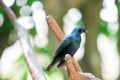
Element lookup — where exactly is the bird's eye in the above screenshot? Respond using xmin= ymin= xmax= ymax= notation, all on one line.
xmin=78 ymin=28 xmax=86 ymax=33
xmin=78 ymin=29 xmax=82 ymax=33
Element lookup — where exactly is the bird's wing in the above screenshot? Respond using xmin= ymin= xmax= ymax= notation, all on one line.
xmin=54 ymin=36 xmax=72 ymax=58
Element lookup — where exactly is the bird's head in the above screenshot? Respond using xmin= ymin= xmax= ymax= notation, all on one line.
xmin=72 ymin=26 xmax=87 ymax=34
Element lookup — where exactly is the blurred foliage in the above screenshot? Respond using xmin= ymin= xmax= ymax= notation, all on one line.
xmin=29 ymin=27 xmax=37 ymax=37
xmin=116 ymin=0 xmax=120 ymax=56
xmin=0 ymin=10 xmax=13 ymax=57
xmin=10 ymin=55 xmax=28 ymax=80
xmin=116 ymin=2 xmax=120 ymax=79
xmin=0 ymin=0 xmax=120 ymax=80
xmin=100 ymin=21 xmax=110 ymax=36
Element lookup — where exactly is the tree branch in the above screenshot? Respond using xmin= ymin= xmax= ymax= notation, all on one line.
xmin=0 ymin=1 xmax=47 ymax=80
xmin=46 ymin=16 xmax=64 ymax=41
xmin=65 ymin=54 xmax=100 ymax=80
xmin=46 ymin=16 xmax=100 ymax=80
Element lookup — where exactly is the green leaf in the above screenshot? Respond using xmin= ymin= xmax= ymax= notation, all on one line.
xmin=21 ymin=72 xmax=28 ymax=80
xmin=29 ymin=27 xmax=37 ymax=37
xmin=100 ymin=21 xmax=110 ymax=36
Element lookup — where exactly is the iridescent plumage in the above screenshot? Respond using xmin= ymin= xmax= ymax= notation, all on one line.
xmin=46 ymin=26 xmax=87 ymax=71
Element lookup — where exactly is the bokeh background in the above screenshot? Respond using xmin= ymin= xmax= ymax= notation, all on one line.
xmin=0 ymin=0 xmax=120 ymax=80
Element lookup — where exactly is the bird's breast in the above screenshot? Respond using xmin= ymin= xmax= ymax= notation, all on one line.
xmin=67 ymin=39 xmax=81 ymax=56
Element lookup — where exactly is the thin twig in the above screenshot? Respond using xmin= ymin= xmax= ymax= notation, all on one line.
xmin=0 ymin=1 xmax=47 ymax=80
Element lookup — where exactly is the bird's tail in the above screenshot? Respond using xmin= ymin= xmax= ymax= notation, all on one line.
xmin=46 ymin=58 xmax=59 ymax=71
xmin=46 ymin=63 xmax=54 ymax=71
xmin=57 ymin=60 xmax=65 ymax=68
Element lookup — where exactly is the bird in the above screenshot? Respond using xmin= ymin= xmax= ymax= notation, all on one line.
xmin=46 ymin=26 xmax=87 ymax=71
